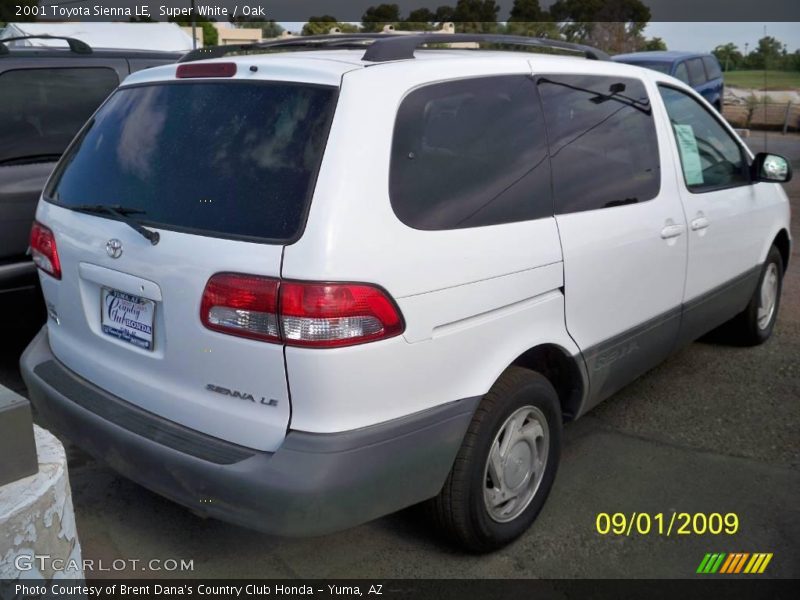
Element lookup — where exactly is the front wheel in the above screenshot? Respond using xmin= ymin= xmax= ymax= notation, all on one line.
xmin=729 ymin=245 xmax=784 ymax=345
xmin=427 ymin=367 xmax=562 ymax=552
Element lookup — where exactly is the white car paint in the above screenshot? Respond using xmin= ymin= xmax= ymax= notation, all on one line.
xmin=33 ymin=47 xmax=791 ymax=455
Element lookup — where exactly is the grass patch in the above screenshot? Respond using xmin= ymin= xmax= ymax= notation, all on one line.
xmin=724 ymin=70 xmax=800 ymax=91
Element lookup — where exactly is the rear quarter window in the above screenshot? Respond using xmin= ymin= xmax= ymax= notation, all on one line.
xmin=0 ymin=67 xmax=119 ymax=164
xmin=389 ymin=75 xmax=551 ymax=230
xmin=46 ymin=81 xmax=337 ymax=242
xmin=686 ymin=58 xmax=707 ymax=86
xmin=702 ymin=56 xmax=723 ymax=80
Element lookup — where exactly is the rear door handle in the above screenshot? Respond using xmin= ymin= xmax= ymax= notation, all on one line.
xmin=660 ymin=223 xmax=684 ymax=239
xmin=691 ymin=216 xmax=710 ymax=231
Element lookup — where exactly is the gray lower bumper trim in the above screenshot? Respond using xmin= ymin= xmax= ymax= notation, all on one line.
xmin=33 ymin=360 xmax=255 ymax=465
xmin=21 ymin=327 xmax=479 ymax=536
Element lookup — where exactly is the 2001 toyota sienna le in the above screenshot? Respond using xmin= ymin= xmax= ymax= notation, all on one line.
xmin=21 ymin=34 xmax=792 ymax=552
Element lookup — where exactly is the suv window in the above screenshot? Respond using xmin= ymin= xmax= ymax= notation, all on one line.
xmin=46 ymin=82 xmax=337 ymax=242
xmin=686 ymin=58 xmax=707 ymax=86
xmin=389 ymin=75 xmax=551 ymax=230
xmin=537 ymin=75 xmax=660 ymax=214
xmin=702 ymin=56 xmax=723 ymax=80
xmin=659 ymin=85 xmax=748 ymax=191
xmin=0 ymin=67 xmax=119 ymax=164
xmin=674 ymin=62 xmax=690 ymax=84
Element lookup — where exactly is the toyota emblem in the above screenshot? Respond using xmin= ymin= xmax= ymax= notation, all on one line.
xmin=106 ymin=239 xmax=123 ymax=259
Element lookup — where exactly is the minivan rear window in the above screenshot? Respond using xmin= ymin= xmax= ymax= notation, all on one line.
xmin=46 ymin=81 xmax=337 ymax=242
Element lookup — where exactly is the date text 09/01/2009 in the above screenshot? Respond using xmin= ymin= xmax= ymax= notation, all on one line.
xmin=596 ymin=512 xmax=740 ymax=536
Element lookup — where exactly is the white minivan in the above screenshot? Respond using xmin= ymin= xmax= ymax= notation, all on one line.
xmin=22 ymin=34 xmax=792 ymax=552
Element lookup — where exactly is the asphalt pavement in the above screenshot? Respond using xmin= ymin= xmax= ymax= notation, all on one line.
xmin=1 ymin=132 xmax=798 ymax=579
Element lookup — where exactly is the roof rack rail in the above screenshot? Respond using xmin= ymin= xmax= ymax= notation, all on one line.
xmin=177 ymin=33 xmax=609 ymax=64
xmin=362 ymin=33 xmax=609 ymax=62
xmin=0 ymin=35 xmax=92 ymax=55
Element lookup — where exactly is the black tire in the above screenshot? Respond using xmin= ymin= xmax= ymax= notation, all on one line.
xmin=427 ymin=367 xmax=562 ymax=553
xmin=729 ymin=245 xmax=784 ymax=345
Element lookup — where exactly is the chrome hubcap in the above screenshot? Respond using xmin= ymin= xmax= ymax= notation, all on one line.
xmin=483 ymin=405 xmax=549 ymax=523
xmin=757 ymin=263 xmax=779 ymax=330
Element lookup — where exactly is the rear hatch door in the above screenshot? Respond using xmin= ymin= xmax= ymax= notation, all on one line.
xmin=37 ymin=76 xmax=338 ymax=451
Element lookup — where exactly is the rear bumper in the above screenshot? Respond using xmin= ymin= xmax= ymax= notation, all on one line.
xmin=21 ymin=327 xmax=478 ymax=536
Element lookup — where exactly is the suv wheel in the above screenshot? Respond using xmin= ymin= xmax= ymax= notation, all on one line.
xmin=729 ymin=245 xmax=784 ymax=345
xmin=427 ymin=367 xmax=562 ymax=552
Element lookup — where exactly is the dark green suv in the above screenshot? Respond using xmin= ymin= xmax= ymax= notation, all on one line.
xmin=0 ymin=35 xmax=179 ymax=299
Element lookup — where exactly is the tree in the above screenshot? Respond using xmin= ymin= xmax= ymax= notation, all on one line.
xmin=434 ymin=5 xmax=456 ymax=22
xmin=227 ymin=17 xmax=285 ymax=39
xmin=398 ymin=7 xmax=437 ymax=31
xmin=361 ymin=3 xmax=402 ymax=32
xmin=453 ymin=0 xmax=500 ymax=33
xmin=643 ymin=37 xmax=666 ymax=51
xmin=550 ymin=0 xmax=650 ymax=53
xmin=712 ymin=43 xmax=743 ymax=71
xmin=745 ymin=36 xmax=784 ymax=70
xmin=509 ymin=0 xmax=544 ymax=22
xmin=302 ymin=16 xmax=358 ymax=36
xmin=2 ymin=0 xmax=37 ymax=24
xmin=506 ymin=0 xmax=559 ymax=38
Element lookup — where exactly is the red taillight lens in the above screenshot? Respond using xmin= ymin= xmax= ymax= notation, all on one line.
xmin=30 ymin=221 xmax=61 ymax=279
xmin=200 ymin=273 xmax=280 ymax=342
xmin=176 ymin=62 xmax=237 ymax=79
xmin=200 ymin=275 xmax=404 ymax=348
xmin=280 ymin=282 xmax=404 ymax=348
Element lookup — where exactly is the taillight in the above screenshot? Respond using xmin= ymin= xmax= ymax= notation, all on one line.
xmin=200 ymin=273 xmax=280 ymax=343
xmin=30 ymin=221 xmax=61 ymax=280
xmin=280 ymin=282 xmax=404 ymax=348
xmin=200 ymin=275 xmax=404 ymax=348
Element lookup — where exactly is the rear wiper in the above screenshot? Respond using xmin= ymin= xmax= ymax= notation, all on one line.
xmin=70 ymin=204 xmax=160 ymax=246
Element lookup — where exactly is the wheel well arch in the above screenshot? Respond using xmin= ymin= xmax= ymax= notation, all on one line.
xmin=773 ymin=229 xmax=790 ymax=272
xmin=510 ymin=344 xmax=586 ymax=422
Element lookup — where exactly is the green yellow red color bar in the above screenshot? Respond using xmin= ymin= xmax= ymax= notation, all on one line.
xmin=697 ymin=553 xmax=773 ymax=574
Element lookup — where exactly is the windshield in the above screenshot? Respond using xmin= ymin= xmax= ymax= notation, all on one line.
xmin=45 ymin=81 xmax=337 ymax=242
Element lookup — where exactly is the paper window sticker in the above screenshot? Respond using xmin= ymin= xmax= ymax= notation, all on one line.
xmin=673 ymin=123 xmax=704 ymax=186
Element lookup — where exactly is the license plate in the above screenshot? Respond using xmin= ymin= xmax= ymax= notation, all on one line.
xmin=101 ymin=288 xmax=155 ymax=351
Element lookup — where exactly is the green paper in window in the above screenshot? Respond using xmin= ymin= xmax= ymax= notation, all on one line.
xmin=673 ymin=124 xmax=704 ymax=186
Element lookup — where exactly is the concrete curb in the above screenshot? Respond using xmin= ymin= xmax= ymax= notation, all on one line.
xmin=0 ymin=424 xmax=83 ymax=579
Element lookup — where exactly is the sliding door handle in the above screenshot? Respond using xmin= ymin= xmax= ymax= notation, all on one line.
xmin=660 ymin=223 xmax=684 ymax=239
xmin=691 ymin=216 xmax=710 ymax=231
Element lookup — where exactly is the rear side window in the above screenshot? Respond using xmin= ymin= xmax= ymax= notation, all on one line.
xmin=46 ymin=82 xmax=337 ymax=242
xmin=674 ymin=62 xmax=690 ymax=84
xmin=702 ymin=56 xmax=723 ymax=80
xmin=390 ymin=75 xmax=551 ymax=230
xmin=0 ymin=67 xmax=119 ymax=164
xmin=537 ymin=75 xmax=660 ymax=214
xmin=686 ymin=58 xmax=707 ymax=86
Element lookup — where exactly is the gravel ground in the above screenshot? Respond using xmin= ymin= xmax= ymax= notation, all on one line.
xmin=1 ymin=133 xmax=798 ymax=579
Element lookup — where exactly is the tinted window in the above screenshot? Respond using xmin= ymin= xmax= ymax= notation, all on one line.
xmin=538 ymin=75 xmax=660 ymax=214
xmin=390 ymin=75 xmax=551 ymax=230
xmin=686 ymin=58 xmax=707 ymax=85
xmin=702 ymin=56 xmax=723 ymax=80
xmin=0 ymin=67 xmax=119 ymax=164
xmin=674 ymin=62 xmax=690 ymax=84
xmin=47 ymin=82 xmax=337 ymax=242
xmin=659 ymin=86 xmax=747 ymax=191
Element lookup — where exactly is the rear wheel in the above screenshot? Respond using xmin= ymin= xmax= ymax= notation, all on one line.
xmin=427 ymin=367 xmax=562 ymax=552
xmin=728 ymin=245 xmax=784 ymax=345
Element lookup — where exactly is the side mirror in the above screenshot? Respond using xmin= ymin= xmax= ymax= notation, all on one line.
xmin=751 ymin=152 xmax=792 ymax=183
